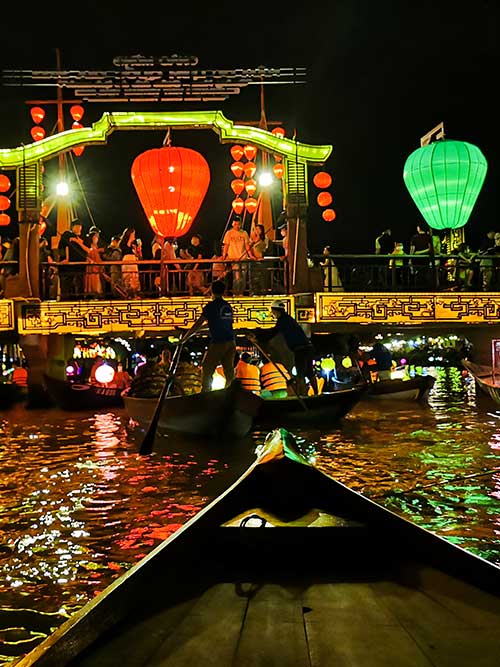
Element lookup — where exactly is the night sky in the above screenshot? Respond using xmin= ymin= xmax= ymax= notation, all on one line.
xmin=0 ymin=1 xmax=498 ymax=255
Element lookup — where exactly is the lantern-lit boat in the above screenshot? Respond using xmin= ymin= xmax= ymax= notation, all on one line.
xmin=42 ymin=375 xmax=124 ymax=411
xmin=15 ymin=427 xmax=500 ymax=667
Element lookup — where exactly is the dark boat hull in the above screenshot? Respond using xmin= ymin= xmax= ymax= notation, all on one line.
xmin=0 ymin=382 xmax=27 ymax=409
xmin=43 ymin=374 xmax=124 ymax=411
xmin=367 ymin=374 xmax=435 ymax=400
xmin=16 ymin=428 xmax=500 ymax=666
xmin=462 ymin=360 xmax=500 ymax=404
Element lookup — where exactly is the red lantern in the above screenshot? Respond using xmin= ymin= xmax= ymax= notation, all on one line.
xmin=73 ymin=146 xmax=85 ymax=157
xmin=231 ymin=179 xmax=245 ymax=195
xmin=243 ymin=161 xmax=256 ymax=179
xmin=245 ymin=197 xmax=258 ymax=214
xmin=30 ymin=106 xmax=45 ymax=124
xmin=30 ymin=126 xmax=46 ymax=142
xmin=245 ymin=179 xmax=257 ymax=196
xmin=273 ymin=163 xmax=284 ymax=179
xmin=0 ymin=213 xmax=10 ymax=226
xmin=317 ymin=192 xmax=333 ymax=207
xmin=272 ymin=127 xmax=285 ymax=138
xmin=70 ymin=105 xmax=85 ymax=121
xmin=72 ymin=121 xmax=83 ymax=130
xmin=0 ymin=174 xmax=11 ymax=193
xmin=230 ymin=161 xmax=244 ymax=178
xmin=131 ymin=146 xmax=210 ymax=239
xmin=243 ymin=145 xmax=257 ymax=161
xmin=231 ymin=197 xmax=245 ymax=215
xmin=322 ymin=208 xmax=336 ymax=222
xmin=230 ymin=145 xmax=244 ymax=161
xmin=313 ymin=171 xmax=332 ymax=189
xmin=0 ymin=195 xmax=11 ymax=211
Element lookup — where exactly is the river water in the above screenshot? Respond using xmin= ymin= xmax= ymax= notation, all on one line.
xmin=1 ymin=366 xmax=500 ymax=663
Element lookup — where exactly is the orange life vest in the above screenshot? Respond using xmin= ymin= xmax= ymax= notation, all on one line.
xmin=235 ymin=360 xmax=261 ymax=394
xmin=260 ymin=361 xmax=290 ymax=393
xmin=12 ymin=367 xmax=28 ymax=387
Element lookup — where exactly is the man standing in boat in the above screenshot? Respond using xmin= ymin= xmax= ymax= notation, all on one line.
xmin=181 ymin=280 xmax=236 ymax=392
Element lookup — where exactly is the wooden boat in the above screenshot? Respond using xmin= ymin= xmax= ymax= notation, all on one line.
xmin=366 ymin=374 xmax=435 ymax=401
xmin=42 ymin=374 xmax=124 ymax=411
xmin=462 ymin=359 xmax=500 ymax=404
xmin=124 ymin=380 xmax=262 ymax=438
xmin=15 ymin=427 xmax=500 ymax=667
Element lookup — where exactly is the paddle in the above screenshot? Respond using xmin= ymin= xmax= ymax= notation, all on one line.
xmin=139 ymin=343 xmax=184 ymax=455
xmin=247 ymin=335 xmax=309 ymax=412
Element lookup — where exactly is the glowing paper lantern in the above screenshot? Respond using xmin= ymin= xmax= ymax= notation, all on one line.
xmin=273 ymin=163 xmax=284 ymax=179
xmin=0 ymin=213 xmax=10 ymax=226
xmin=243 ymin=161 xmax=256 ymax=178
xmin=73 ymin=146 xmax=85 ymax=157
xmin=272 ymin=127 xmax=285 ymax=138
xmin=95 ymin=363 xmax=115 ymax=385
xmin=245 ymin=179 xmax=257 ymax=196
xmin=245 ymin=197 xmax=258 ymax=214
xmin=30 ymin=126 xmax=46 ymax=142
xmin=230 ymin=161 xmax=244 ymax=178
xmin=313 ymin=171 xmax=332 ymax=189
xmin=70 ymin=105 xmax=85 ymax=121
xmin=322 ymin=208 xmax=336 ymax=222
xmin=232 ymin=198 xmax=245 ymax=215
xmin=230 ymin=145 xmax=244 ymax=161
xmin=132 ymin=146 xmax=210 ymax=239
xmin=0 ymin=174 xmax=11 ymax=193
xmin=317 ymin=191 xmax=333 ymax=207
xmin=30 ymin=106 xmax=45 ymax=124
xmin=321 ymin=357 xmax=335 ymax=371
xmin=231 ymin=178 xmax=245 ymax=195
xmin=403 ymin=139 xmax=488 ymax=230
xmin=243 ymin=145 xmax=257 ymax=161
xmin=0 ymin=195 xmax=11 ymax=211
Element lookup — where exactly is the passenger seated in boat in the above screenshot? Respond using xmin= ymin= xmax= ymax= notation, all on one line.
xmin=260 ymin=358 xmax=290 ymax=398
xmin=175 ymin=349 xmax=202 ymax=395
xmin=367 ymin=340 xmax=393 ymax=381
xmin=111 ymin=362 xmax=132 ymax=390
xmin=235 ymin=352 xmax=261 ymax=394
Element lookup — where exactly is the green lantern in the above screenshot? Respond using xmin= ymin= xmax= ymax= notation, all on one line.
xmin=403 ymin=139 xmax=488 ymax=230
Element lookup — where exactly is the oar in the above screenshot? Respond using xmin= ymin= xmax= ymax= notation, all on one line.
xmin=248 ymin=336 xmax=309 ymax=412
xmin=139 ymin=343 xmax=184 ymax=455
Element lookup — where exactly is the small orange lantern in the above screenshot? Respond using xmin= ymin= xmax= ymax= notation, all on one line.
xmin=0 ymin=213 xmax=10 ymax=226
xmin=245 ymin=179 xmax=257 ymax=196
xmin=317 ymin=192 xmax=333 ymax=207
xmin=73 ymin=146 xmax=85 ymax=157
xmin=245 ymin=197 xmax=258 ymax=214
xmin=322 ymin=208 xmax=336 ymax=222
xmin=30 ymin=126 xmax=46 ymax=142
xmin=230 ymin=179 xmax=245 ymax=195
xmin=243 ymin=145 xmax=257 ymax=161
xmin=0 ymin=195 xmax=11 ymax=211
xmin=273 ymin=163 xmax=284 ymax=179
xmin=231 ymin=198 xmax=245 ymax=215
xmin=243 ymin=161 xmax=256 ymax=179
xmin=272 ymin=127 xmax=285 ymax=138
xmin=30 ymin=106 xmax=45 ymax=124
xmin=313 ymin=171 xmax=332 ymax=189
xmin=230 ymin=161 xmax=244 ymax=178
xmin=230 ymin=145 xmax=244 ymax=161
xmin=72 ymin=121 xmax=83 ymax=130
xmin=70 ymin=105 xmax=85 ymax=121
xmin=0 ymin=174 xmax=11 ymax=193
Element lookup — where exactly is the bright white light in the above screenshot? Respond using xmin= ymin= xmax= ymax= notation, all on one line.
xmin=212 ymin=373 xmax=226 ymax=390
xmin=258 ymin=171 xmax=273 ymax=187
xmin=56 ymin=181 xmax=69 ymax=196
xmin=95 ymin=363 xmax=115 ymax=384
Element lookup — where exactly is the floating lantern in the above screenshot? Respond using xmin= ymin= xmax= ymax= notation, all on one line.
xmin=0 ymin=195 xmax=11 ymax=211
xmin=272 ymin=127 xmax=285 ymax=138
xmin=30 ymin=106 xmax=45 ymax=124
xmin=244 ymin=179 xmax=257 ymax=196
xmin=317 ymin=191 xmax=332 ymax=207
xmin=70 ymin=105 xmax=85 ymax=121
xmin=230 ymin=178 xmax=245 ymax=195
xmin=322 ymin=208 xmax=336 ymax=222
xmin=243 ymin=144 xmax=257 ymax=161
xmin=230 ymin=161 xmax=244 ymax=178
xmin=230 ymin=145 xmax=244 ymax=161
xmin=403 ymin=139 xmax=488 ymax=230
xmin=243 ymin=161 xmax=256 ymax=179
xmin=244 ymin=197 xmax=258 ymax=214
xmin=0 ymin=174 xmax=11 ymax=193
xmin=231 ymin=197 xmax=245 ymax=215
xmin=273 ymin=163 xmax=284 ymax=179
xmin=0 ymin=213 xmax=10 ymax=226
xmin=131 ymin=146 xmax=210 ymax=239
xmin=30 ymin=126 xmax=46 ymax=142
xmin=313 ymin=171 xmax=332 ymax=189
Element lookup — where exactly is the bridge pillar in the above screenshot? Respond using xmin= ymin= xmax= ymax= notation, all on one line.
xmin=19 ymin=334 xmax=52 ymax=408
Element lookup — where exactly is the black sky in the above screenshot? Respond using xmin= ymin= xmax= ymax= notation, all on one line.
xmin=0 ymin=1 xmax=498 ymax=254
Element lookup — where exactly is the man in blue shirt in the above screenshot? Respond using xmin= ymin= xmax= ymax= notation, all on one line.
xmin=181 ymin=280 xmax=236 ymax=392
xmin=251 ymin=300 xmax=318 ymax=396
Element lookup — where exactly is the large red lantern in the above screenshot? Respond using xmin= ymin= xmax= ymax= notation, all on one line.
xmin=272 ymin=127 xmax=286 ymax=138
xmin=73 ymin=146 xmax=85 ymax=157
xmin=30 ymin=126 xmax=46 ymax=142
xmin=230 ymin=179 xmax=245 ymax=195
xmin=30 ymin=106 xmax=45 ymax=124
xmin=0 ymin=195 xmax=11 ymax=211
xmin=131 ymin=146 xmax=210 ymax=238
xmin=0 ymin=213 xmax=10 ymax=226
xmin=0 ymin=174 xmax=11 ymax=193
xmin=273 ymin=163 xmax=284 ymax=179
xmin=245 ymin=179 xmax=257 ymax=197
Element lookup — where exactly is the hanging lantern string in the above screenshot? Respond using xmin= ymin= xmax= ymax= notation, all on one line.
xmin=163 ymin=128 xmax=172 ymax=147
